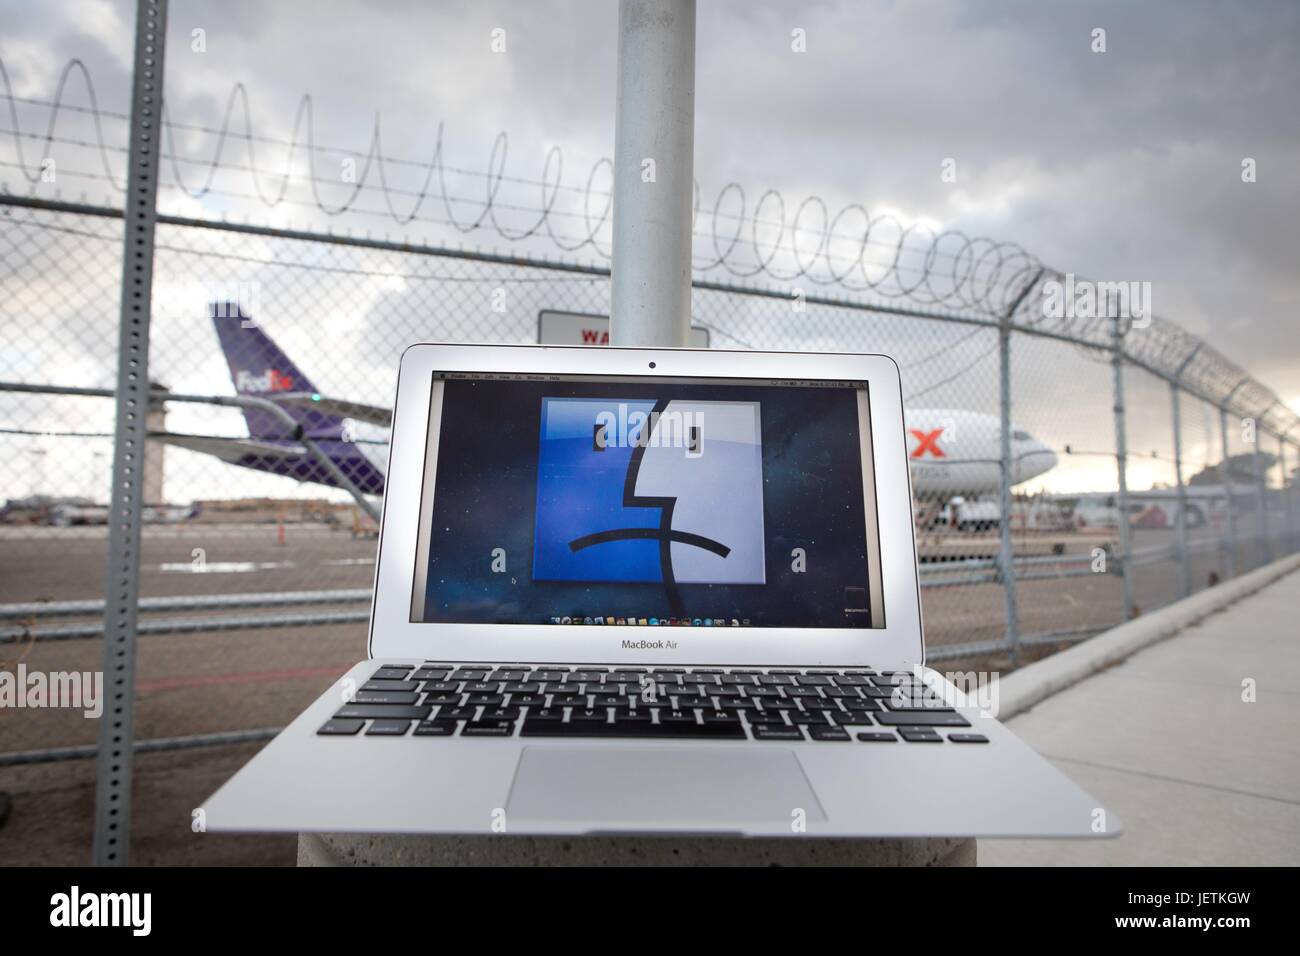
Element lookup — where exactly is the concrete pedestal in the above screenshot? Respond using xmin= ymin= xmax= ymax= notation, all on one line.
xmin=298 ymin=832 xmax=976 ymax=867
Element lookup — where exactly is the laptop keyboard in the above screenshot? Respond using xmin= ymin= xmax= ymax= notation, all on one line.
xmin=316 ymin=663 xmax=987 ymax=744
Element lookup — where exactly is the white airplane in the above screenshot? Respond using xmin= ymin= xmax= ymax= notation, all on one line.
xmin=904 ymin=408 xmax=1058 ymax=499
xmin=164 ymin=311 xmax=1056 ymax=502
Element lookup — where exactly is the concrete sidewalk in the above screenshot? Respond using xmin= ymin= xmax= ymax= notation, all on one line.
xmin=980 ymin=567 xmax=1300 ymax=866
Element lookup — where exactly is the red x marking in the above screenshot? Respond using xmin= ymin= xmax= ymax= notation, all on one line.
xmin=910 ymin=428 xmax=946 ymax=458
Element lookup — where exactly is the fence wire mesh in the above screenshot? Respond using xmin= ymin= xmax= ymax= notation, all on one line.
xmin=1 ymin=48 xmax=1298 ymax=863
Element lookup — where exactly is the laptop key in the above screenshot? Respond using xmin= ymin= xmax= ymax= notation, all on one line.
xmin=351 ymin=690 xmax=420 ymax=705
xmin=362 ymin=679 xmax=419 ymax=692
xmin=523 ymin=707 xmax=564 ymax=724
xmin=650 ymin=720 xmax=744 ymax=738
xmin=948 ymin=733 xmax=989 ymax=743
xmin=809 ymin=726 xmax=851 ymax=741
xmin=898 ymin=728 xmax=944 ymax=743
xmin=422 ymin=691 xmax=463 ymax=705
xmin=371 ymin=667 xmax=412 ymax=681
xmin=366 ymin=719 xmax=413 ymax=736
xmin=461 ymin=719 xmax=516 ymax=737
xmin=422 ymin=681 xmax=461 ymax=693
xmin=335 ymin=704 xmax=430 ymax=720
xmin=317 ymin=719 xmax=365 ymax=736
xmin=880 ymin=700 xmax=952 ymax=712
xmin=855 ymin=732 xmax=897 ymax=742
xmin=841 ymin=697 xmax=881 ymax=711
xmin=752 ymin=724 xmax=804 ymax=740
xmin=411 ymin=668 xmax=449 ymax=681
xmin=702 ymin=708 xmax=740 ymax=723
xmin=507 ymin=692 xmax=547 ymax=706
xmin=794 ymin=675 xmax=833 ymax=687
xmin=875 ymin=711 xmax=969 ymax=727
xmin=833 ymin=710 xmax=874 ymax=725
xmin=438 ymin=705 xmax=479 ymax=721
xmin=414 ymin=720 xmax=458 ymax=736
xmin=450 ymin=669 xmax=489 ymax=681
xmin=821 ymin=687 xmax=858 ymax=699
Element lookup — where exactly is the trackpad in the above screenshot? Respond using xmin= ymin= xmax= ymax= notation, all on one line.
xmin=506 ymin=746 xmax=827 ymax=829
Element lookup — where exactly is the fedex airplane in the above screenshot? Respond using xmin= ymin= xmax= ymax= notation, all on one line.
xmin=151 ymin=309 xmax=1056 ymax=502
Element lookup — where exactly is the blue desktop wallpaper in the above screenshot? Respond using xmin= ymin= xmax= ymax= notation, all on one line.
xmin=416 ymin=377 xmax=875 ymax=628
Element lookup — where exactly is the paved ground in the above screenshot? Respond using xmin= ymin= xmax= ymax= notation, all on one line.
xmin=0 ymin=520 xmax=1286 ymax=865
xmin=980 ymin=567 xmax=1300 ymax=866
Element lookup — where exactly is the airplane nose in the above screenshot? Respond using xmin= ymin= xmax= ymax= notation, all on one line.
xmin=1034 ymin=441 xmax=1058 ymax=476
xmin=1034 ymin=442 xmax=1055 ymax=473
xmin=1013 ymin=439 xmax=1057 ymax=483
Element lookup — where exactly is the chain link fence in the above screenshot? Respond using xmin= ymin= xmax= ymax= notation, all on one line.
xmin=2 ymin=33 xmax=1299 ymax=862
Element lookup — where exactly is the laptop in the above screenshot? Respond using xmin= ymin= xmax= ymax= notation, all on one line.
xmin=203 ymin=343 xmax=1117 ymax=839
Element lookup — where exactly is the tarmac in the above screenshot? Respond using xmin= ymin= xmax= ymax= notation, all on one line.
xmin=980 ymin=558 xmax=1300 ymax=866
xmin=0 ymin=521 xmax=1292 ymax=865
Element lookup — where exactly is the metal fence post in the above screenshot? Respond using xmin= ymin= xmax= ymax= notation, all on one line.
xmin=1169 ymin=383 xmax=1190 ymax=597
xmin=92 ymin=0 xmax=166 ymax=867
xmin=1111 ymin=310 xmax=1136 ymax=620
xmin=1219 ymin=406 xmax=1238 ymax=578
xmin=1280 ymin=435 xmax=1294 ymax=556
xmin=996 ymin=269 xmax=1042 ymax=665
xmin=1166 ymin=341 xmax=1202 ymax=599
xmin=1254 ymin=418 xmax=1273 ymax=565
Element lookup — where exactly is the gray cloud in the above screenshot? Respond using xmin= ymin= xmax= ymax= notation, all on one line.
xmin=1 ymin=0 xmax=1296 ymax=502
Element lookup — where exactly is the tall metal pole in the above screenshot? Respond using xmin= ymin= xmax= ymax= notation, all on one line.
xmin=1219 ymin=407 xmax=1237 ymax=579
xmin=93 ymin=0 xmax=166 ymax=867
xmin=1170 ymin=384 xmax=1190 ymax=599
xmin=1111 ymin=309 xmax=1136 ymax=621
xmin=609 ymin=0 xmax=696 ymax=348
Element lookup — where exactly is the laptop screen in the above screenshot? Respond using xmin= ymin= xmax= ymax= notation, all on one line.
xmin=409 ymin=371 xmax=885 ymax=629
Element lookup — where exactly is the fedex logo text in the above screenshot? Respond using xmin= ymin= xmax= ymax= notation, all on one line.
xmin=909 ymin=428 xmax=945 ymax=459
xmin=235 ymin=368 xmax=295 ymax=393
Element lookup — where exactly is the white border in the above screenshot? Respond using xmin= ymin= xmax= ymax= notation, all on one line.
xmin=368 ymin=344 xmax=924 ymax=669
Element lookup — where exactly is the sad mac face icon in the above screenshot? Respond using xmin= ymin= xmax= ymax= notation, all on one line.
xmin=532 ymin=397 xmax=766 ymax=612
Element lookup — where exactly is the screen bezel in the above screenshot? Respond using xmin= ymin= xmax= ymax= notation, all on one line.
xmin=368 ymin=343 xmax=924 ymax=668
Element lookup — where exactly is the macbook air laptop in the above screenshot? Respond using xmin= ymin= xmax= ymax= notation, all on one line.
xmin=202 ymin=343 xmax=1117 ymax=839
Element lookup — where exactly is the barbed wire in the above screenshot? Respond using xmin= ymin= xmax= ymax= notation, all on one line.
xmin=1 ymin=57 xmax=1044 ymax=309
xmin=0 ymin=55 xmax=1296 ymax=439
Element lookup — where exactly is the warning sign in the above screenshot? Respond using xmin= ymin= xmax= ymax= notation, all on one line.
xmin=537 ymin=310 xmax=710 ymax=348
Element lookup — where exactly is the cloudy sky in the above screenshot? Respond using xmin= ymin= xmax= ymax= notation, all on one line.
xmin=1 ymin=0 xmax=1297 ymax=499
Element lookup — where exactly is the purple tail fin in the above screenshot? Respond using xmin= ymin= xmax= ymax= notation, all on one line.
xmin=211 ymin=305 xmax=345 ymax=440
